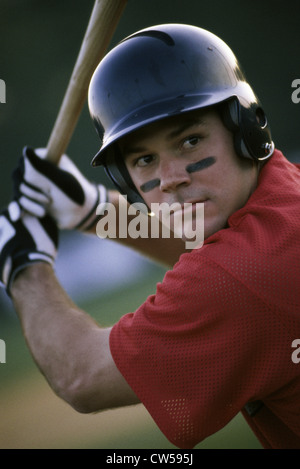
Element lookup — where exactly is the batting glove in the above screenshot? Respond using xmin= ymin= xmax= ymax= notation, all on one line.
xmin=0 ymin=202 xmax=58 ymax=295
xmin=12 ymin=146 xmax=108 ymax=230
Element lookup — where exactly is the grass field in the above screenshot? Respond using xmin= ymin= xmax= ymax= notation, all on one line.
xmin=0 ymin=268 xmax=262 ymax=449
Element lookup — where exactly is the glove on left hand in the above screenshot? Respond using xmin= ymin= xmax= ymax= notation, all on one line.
xmin=0 ymin=202 xmax=58 ymax=295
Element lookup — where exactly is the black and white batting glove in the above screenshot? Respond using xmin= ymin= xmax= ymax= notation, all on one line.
xmin=12 ymin=146 xmax=108 ymax=230
xmin=0 ymin=202 xmax=58 ymax=295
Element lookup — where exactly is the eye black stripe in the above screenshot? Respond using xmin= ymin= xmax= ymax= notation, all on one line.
xmin=186 ymin=156 xmax=216 ymax=173
xmin=140 ymin=179 xmax=160 ymax=193
xmin=139 ymin=157 xmax=216 ymax=192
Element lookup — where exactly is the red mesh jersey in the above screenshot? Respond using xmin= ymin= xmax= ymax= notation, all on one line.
xmin=110 ymin=150 xmax=300 ymax=449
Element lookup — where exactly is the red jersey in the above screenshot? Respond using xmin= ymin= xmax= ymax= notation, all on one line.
xmin=110 ymin=150 xmax=300 ymax=449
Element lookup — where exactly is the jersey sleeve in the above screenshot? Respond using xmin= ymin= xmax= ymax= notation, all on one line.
xmin=109 ymin=249 xmax=290 ymax=449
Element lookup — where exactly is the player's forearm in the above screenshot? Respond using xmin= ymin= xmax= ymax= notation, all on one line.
xmin=87 ymin=189 xmax=188 ymax=267
xmin=10 ymin=263 xmax=112 ymax=411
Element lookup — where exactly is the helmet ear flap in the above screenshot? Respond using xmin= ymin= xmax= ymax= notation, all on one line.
xmin=220 ymin=99 xmax=252 ymax=159
xmin=220 ymin=98 xmax=239 ymax=130
xmin=104 ymin=145 xmax=149 ymax=210
xmin=219 ymin=98 xmax=274 ymax=162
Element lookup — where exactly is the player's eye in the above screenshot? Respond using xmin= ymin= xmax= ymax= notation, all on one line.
xmin=135 ymin=154 xmax=156 ymax=168
xmin=181 ymin=135 xmax=202 ymax=150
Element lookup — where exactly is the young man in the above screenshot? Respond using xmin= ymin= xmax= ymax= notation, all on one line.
xmin=0 ymin=24 xmax=299 ymax=449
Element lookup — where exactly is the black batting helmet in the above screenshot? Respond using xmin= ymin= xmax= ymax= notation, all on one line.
xmin=88 ymin=23 xmax=274 ymax=205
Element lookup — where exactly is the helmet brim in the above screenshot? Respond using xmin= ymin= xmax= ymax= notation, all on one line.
xmin=91 ymin=85 xmax=255 ymax=167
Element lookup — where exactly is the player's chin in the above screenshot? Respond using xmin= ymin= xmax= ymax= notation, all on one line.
xmin=171 ymin=215 xmax=205 ymax=249
xmin=204 ymin=215 xmax=229 ymax=240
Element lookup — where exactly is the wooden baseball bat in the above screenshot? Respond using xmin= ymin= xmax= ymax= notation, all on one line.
xmin=45 ymin=0 xmax=128 ymax=164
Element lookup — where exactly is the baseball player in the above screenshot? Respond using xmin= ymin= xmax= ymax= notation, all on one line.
xmin=0 ymin=24 xmax=300 ymax=449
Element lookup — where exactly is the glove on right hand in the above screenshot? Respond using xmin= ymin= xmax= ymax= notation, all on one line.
xmin=12 ymin=146 xmax=108 ymax=231
xmin=0 ymin=202 xmax=58 ymax=295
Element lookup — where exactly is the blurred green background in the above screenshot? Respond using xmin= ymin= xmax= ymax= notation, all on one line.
xmin=0 ymin=0 xmax=299 ymax=449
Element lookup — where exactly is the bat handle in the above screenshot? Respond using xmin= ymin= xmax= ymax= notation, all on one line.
xmin=45 ymin=0 xmax=127 ymax=164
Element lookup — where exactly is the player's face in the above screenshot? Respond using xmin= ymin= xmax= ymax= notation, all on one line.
xmin=120 ymin=108 xmax=259 ymax=240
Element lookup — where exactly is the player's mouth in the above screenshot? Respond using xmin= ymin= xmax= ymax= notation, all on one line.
xmin=177 ymin=199 xmax=208 ymax=213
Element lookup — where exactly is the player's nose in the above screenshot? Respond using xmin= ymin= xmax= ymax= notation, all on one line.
xmin=159 ymin=157 xmax=191 ymax=193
